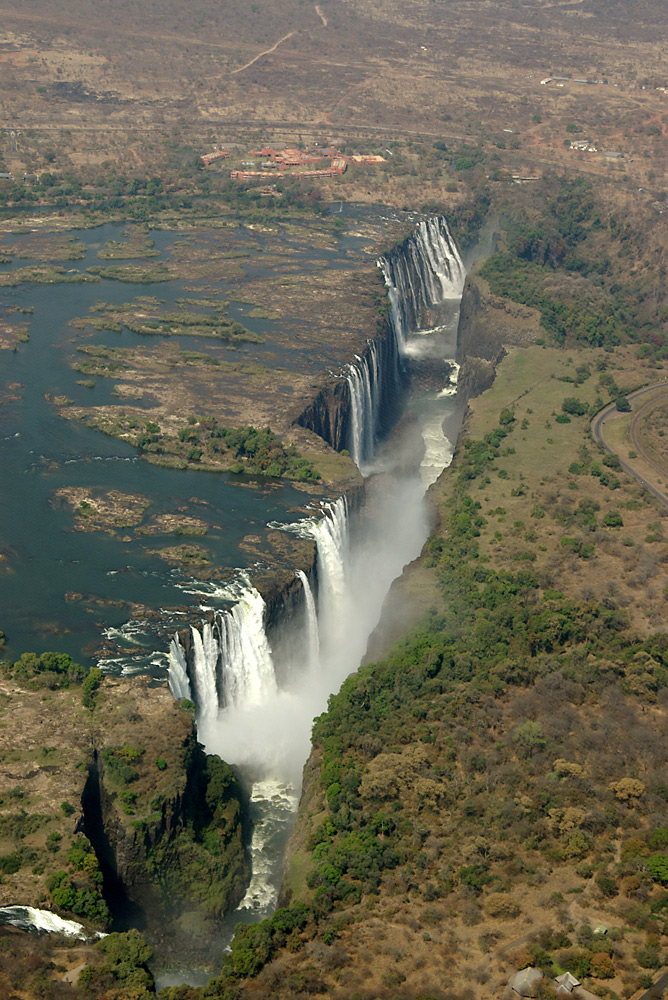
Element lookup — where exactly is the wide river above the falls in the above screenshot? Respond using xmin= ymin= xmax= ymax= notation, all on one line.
xmin=0 ymin=207 xmax=415 ymax=672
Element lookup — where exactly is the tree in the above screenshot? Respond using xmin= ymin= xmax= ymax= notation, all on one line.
xmin=82 ymin=666 xmax=103 ymax=709
xmin=562 ymin=397 xmax=587 ymax=416
xmin=647 ymin=853 xmax=668 ymax=884
xmin=512 ymin=721 xmax=546 ymax=756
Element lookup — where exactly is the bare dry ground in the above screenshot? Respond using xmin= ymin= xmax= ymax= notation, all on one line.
xmin=0 ymin=0 xmax=665 ymax=205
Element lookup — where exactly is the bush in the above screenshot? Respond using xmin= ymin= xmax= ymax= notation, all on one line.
xmin=82 ymin=666 xmax=103 ymax=709
xmin=596 ymin=873 xmax=618 ymax=897
xmin=562 ymin=398 xmax=587 ymax=416
xmin=0 ymin=853 xmax=21 ymax=874
xmin=590 ymin=952 xmax=615 ymax=978
xmin=499 ymin=408 xmax=515 ymax=426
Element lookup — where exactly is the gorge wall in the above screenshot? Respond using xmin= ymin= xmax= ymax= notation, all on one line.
xmin=292 ymin=309 xmax=406 ymax=461
xmin=456 ymin=270 xmax=542 ymax=405
xmin=0 ymin=672 xmax=248 ymax=963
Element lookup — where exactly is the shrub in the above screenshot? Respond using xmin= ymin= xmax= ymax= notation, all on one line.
xmin=82 ymin=666 xmax=103 ymax=709
xmin=590 ymin=952 xmax=615 ymax=978
xmin=596 ymin=873 xmax=618 ymax=897
xmin=0 ymin=853 xmax=21 ymax=874
xmin=562 ymin=398 xmax=587 ymax=416
xmin=499 ymin=408 xmax=515 ymax=426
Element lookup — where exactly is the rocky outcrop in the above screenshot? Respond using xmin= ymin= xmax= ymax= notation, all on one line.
xmin=80 ymin=680 xmax=248 ymax=961
xmin=0 ymin=671 xmax=249 ymax=962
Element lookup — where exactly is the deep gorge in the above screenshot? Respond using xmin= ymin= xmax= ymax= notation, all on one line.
xmin=161 ymin=215 xmax=468 ymax=977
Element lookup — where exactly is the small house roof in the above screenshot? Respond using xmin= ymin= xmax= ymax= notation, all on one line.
xmin=511 ymin=967 xmax=543 ymax=997
xmin=555 ymin=972 xmax=581 ymax=992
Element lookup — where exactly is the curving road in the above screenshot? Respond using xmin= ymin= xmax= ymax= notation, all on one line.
xmin=591 ymin=381 xmax=668 ymax=510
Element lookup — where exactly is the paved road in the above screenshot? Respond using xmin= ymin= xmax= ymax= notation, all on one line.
xmin=635 ymin=967 xmax=668 ymax=1000
xmin=591 ymin=381 xmax=668 ymax=511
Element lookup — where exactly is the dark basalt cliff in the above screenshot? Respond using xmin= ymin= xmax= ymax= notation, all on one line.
xmin=293 ymin=376 xmax=351 ymax=453
xmin=84 ymin=717 xmax=248 ymax=962
xmin=456 ymin=271 xmax=541 ymax=404
xmin=292 ymin=312 xmax=407 ymax=454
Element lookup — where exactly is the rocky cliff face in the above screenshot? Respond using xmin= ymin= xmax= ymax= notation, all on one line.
xmin=293 ymin=377 xmax=351 ymax=453
xmin=78 ymin=679 xmax=248 ymax=961
xmin=456 ymin=271 xmax=541 ymax=405
xmin=292 ymin=313 xmax=406 ymax=454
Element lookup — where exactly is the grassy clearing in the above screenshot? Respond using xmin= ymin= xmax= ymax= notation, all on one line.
xmin=458 ymin=344 xmax=668 ymax=635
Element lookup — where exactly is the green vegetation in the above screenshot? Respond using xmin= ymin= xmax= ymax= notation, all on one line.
xmin=144 ymin=752 xmax=249 ymax=920
xmin=0 ymin=264 xmax=100 ymax=288
xmin=0 ymin=164 xmax=331 ymax=226
xmin=82 ymin=665 xmax=102 ymax=709
xmin=224 ymin=903 xmax=310 ymax=978
xmin=102 ymin=743 xmax=145 ymax=785
xmin=72 ymin=297 xmax=263 ymax=343
xmin=125 ymin=311 xmax=259 ymax=343
xmin=78 ymin=929 xmax=155 ymax=998
xmin=46 ymin=833 xmax=110 ymax=925
xmin=98 ymin=237 xmax=161 ymax=260
xmin=479 ymin=176 xmax=667 ymax=354
xmin=0 ymin=651 xmax=85 ymax=689
xmin=86 ymin=262 xmax=170 ymax=283
xmin=80 ymin=409 xmax=320 ymax=481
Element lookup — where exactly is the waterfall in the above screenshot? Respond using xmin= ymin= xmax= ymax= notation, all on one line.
xmin=378 ymin=215 xmax=465 ymax=349
xmin=346 ymin=351 xmax=376 ymax=468
xmin=166 ymin=497 xmax=351 ymax=720
xmin=344 ymin=216 xmax=464 ymax=469
xmin=346 ymin=362 xmax=364 ymax=467
xmin=269 ymin=497 xmax=349 ymax=660
xmin=296 ymin=570 xmax=319 ymax=672
xmin=188 ymin=626 xmax=220 ymax=730
xmin=311 ymin=498 xmax=348 ymax=646
xmin=0 ymin=906 xmax=105 ymax=941
xmin=167 ymin=578 xmax=278 ymax=743
xmin=163 ymin=214 xmax=467 ymax=961
xmin=167 ymin=635 xmax=192 ymax=701
xmin=219 ymin=585 xmax=277 ymax=708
